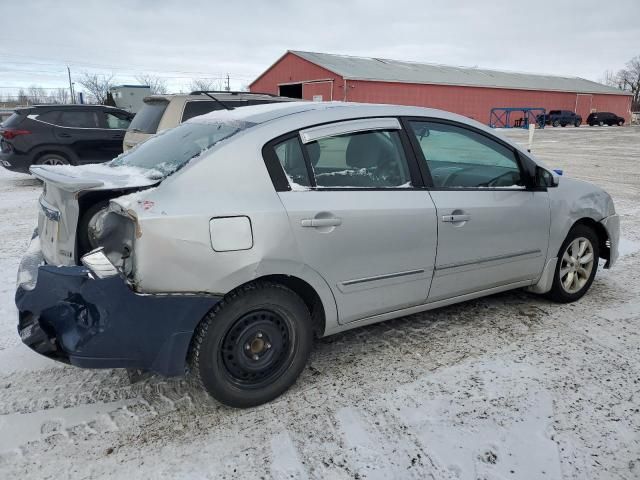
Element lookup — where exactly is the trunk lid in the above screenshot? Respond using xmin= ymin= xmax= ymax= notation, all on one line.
xmin=30 ymin=164 xmax=159 ymax=266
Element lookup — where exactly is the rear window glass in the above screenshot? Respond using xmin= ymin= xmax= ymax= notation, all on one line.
xmin=1 ymin=112 xmax=23 ymax=127
xmin=111 ymin=120 xmax=254 ymax=178
xmin=549 ymin=110 xmax=561 ymax=115
xmin=181 ymin=101 xmax=222 ymax=122
xmin=129 ymin=101 xmax=168 ymax=134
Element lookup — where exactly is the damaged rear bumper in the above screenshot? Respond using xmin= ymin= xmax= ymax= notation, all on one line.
xmin=15 ymin=233 xmax=221 ymax=376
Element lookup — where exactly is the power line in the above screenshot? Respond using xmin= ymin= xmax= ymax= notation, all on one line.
xmin=0 ymin=53 xmax=256 ymax=80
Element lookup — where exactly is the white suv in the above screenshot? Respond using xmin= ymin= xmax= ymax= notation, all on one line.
xmin=123 ymin=91 xmax=294 ymax=151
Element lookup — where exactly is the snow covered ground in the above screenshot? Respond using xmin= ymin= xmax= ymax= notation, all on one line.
xmin=0 ymin=126 xmax=639 ymax=479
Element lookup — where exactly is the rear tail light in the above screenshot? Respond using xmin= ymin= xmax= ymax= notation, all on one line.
xmin=1 ymin=129 xmax=32 ymax=140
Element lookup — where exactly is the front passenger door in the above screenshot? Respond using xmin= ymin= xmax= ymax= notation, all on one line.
xmin=406 ymin=120 xmax=551 ymax=301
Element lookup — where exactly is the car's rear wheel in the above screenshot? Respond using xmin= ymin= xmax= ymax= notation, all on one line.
xmin=546 ymin=225 xmax=599 ymax=303
xmin=34 ymin=152 xmax=70 ymax=166
xmin=574 ymin=120 xmax=581 ymax=127
xmin=552 ymin=120 xmax=560 ymax=127
xmin=189 ymin=282 xmax=313 ymax=408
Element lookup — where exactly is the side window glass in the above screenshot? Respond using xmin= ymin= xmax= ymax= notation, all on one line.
xmin=35 ymin=111 xmax=60 ymax=124
xmin=105 ymin=112 xmax=131 ymax=129
xmin=273 ymin=137 xmax=311 ymax=188
xmin=181 ymin=101 xmax=221 ymax=122
xmin=305 ymin=130 xmax=411 ymax=188
xmin=408 ymin=121 xmax=523 ymax=188
xmin=57 ymin=111 xmax=100 ymax=128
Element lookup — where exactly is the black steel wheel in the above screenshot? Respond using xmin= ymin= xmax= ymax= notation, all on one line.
xmin=189 ymin=282 xmax=313 ymax=408
xmin=221 ymin=309 xmax=293 ymax=388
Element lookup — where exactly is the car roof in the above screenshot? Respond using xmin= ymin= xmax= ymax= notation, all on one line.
xmin=189 ymin=100 xmax=489 ymax=130
xmin=14 ymin=104 xmax=126 ymax=113
xmin=143 ymin=92 xmax=295 ymax=103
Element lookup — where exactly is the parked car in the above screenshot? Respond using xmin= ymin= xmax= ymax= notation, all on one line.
xmin=587 ymin=112 xmax=625 ymax=126
xmin=0 ymin=105 xmax=133 ymax=174
xmin=536 ymin=110 xmax=582 ymax=127
xmin=123 ymin=91 xmax=294 ymax=151
xmin=17 ymin=102 xmax=619 ymax=408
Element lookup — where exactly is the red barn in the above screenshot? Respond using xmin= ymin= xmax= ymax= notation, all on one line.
xmin=250 ymin=50 xmax=633 ymax=125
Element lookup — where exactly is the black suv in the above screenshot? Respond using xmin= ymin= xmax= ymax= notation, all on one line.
xmin=587 ymin=112 xmax=625 ymax=127
xmin=537 ymin=110 xmax=582 ymax=127
xmin=0 ymin=105 xmax=133 ymax=174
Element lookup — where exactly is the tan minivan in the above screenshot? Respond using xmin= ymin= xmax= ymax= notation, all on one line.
xmin=123 ymin=91 xmax=294 ymax=151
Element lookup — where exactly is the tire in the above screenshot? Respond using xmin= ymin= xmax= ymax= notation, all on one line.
xmin=34 ymin=152 xmax=70 ymax=166
xmin=546 ymin=225 xmax=599 ymax=303
xmin=189 ymin=282 xmax=313 ymax=408
xmin=77 ymin=200 xmax=111 ymax=257
xmin=574 ymin=120 xmax=581 ymax=127
xmin=552 ymin=120 xmax=560 ymax=127
xmin=599 ymin=121 xmax=604 ymax=126
xmin=618 ymin=120 xmax=624 ymax=126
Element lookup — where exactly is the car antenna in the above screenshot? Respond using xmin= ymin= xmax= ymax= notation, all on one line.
xmin=190 ymin=91 xmax=234 ymax=111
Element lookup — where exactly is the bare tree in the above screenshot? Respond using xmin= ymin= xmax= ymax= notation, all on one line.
xmin=27 ymin=85 xmax=47 ymax=104
xmin=188 ymin=78 xmax=224 ymax=92
xmin=134 ymin=74 xmax=168 ymax=94
xmin=17 ymin=88 xmax=28 ymax=105
xmin=618 ymin=56 xmax=640 ymax=111
xmin=78 ymin=72 xmax=116 ymax=104
xmin=54 ymin=88 xmax=70 ymax=104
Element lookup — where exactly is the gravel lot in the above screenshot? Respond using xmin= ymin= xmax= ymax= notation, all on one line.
xmin=0 ymin=125 xmax=639 ymax=480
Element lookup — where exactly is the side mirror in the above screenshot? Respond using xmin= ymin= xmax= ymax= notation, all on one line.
xmin=535 ymin=166 xmax=559 ymax=188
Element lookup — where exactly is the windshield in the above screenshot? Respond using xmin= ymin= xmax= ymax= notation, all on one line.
xmin=111 ymin=120 xmax=253 ymax=177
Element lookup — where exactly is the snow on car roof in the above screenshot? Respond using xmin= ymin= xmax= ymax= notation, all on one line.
xmin=188 ymin=101 xmax=317 ymax=125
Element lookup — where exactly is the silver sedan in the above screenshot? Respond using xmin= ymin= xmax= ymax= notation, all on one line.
xmin=20 ymin=101 xmax=619 ymax=407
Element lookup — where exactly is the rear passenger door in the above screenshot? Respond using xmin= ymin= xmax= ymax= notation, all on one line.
xmin=54 ymin=109 xmax=110 ymax=163
xmin=268 ymin=118 xmax=438 ymax=324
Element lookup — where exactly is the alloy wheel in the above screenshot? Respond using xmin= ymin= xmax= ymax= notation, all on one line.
xmin=559 ymin=237 xmax=595 ymax=294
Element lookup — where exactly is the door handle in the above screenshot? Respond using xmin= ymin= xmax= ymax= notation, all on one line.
xmin=441 ymin=214 xmax=470 ymax=223
xmin=301 ymin=217 xmax=342 ymax=228
xmin=58 ymin=132 xmax=72 ymax=138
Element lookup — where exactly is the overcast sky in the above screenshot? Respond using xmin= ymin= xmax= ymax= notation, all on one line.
xmin=1 ymin=0 xmax=638 ymax=96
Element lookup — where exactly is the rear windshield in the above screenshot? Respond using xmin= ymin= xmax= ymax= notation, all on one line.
xmin=111 ymin=120 xmax=254 ymax=177
xmin=1 ymin=112 xmax=24 ymax=128
xmin=129 ymin=101 xmax=168 ymax=134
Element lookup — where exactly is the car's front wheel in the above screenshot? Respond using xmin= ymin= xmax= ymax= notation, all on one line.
xmin=189 ymin=282 xmax=313 ymax=408
xmin=552 ymin=120 xmax=560 ymax=127
xmin=546 ymin=225 xmax=599 ymax=303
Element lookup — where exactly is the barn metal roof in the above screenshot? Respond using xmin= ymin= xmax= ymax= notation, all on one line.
xmin=290 ymin=50 xmax=630 ymax=96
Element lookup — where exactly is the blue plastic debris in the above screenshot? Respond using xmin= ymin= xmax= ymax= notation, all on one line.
xmin=553 ymin=169 xmax=563 ymax=176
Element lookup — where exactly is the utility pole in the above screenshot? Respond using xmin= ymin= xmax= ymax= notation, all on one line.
xmin=67 ymin=66 xmax=75 ymax=103
xmin=225 ymin=73 xmax=230 ymax=91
